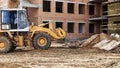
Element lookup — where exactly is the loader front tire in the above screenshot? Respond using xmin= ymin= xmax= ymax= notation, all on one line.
xmin=0 ymin=36 xmax=12 ymax=53
xmin=33 ymin=33 xmax=51 ymax=50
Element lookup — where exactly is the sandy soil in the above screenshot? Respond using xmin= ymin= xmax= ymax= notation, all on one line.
xmin=0 ymin=43 xmax=120 ymax=68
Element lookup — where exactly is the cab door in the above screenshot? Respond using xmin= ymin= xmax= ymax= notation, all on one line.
xmin=1 ymin=10 xmax=10 ymax=30
xmin=18 ymin=10 xmax=29 ymax=29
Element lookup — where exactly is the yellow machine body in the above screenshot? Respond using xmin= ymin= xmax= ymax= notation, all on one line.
xmin=18 ymin=36 xmax=24 ymax=46
xmin=0 ymin=8 xmax=66 ymax=53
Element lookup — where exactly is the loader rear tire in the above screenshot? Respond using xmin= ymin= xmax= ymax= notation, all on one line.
xmin=33 ymin=33 xmax=51 ymax=50
xmin=0 ymin=36 xmax=12 ymax=53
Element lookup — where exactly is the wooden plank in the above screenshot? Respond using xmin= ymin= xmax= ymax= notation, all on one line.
xmin=81 ymin=34 xmax=100 ymax=47
xmin=93 ymin=39 xmax=110 ymax=48
xmin=100 ymin=40 xmax=116 ymax=50
xmin=101 ymin=40 xmax=120 ymax=51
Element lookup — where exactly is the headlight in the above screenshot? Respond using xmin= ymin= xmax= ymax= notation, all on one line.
xmin=1 ymin=24 xmax=10 ymax=30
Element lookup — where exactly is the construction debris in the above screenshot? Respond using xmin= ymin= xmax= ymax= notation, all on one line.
xmin=93 ymin=39 xmax=110 ymax=48
xmin=100 ymin=40 xmax=120 ymax=51
xmin=100 ymin=33 xmax=112 ymax=40
xmin=81 ymin=34 xmax=100 ymax=47
xmin=65 ymin=40 xmax=81 ymax=49
xmin=64 ymin=33 xmax=120 ymax=52
xmin=64 ymin=38 xmax=86 ymax=49
xmin=81 ymin=33 xmax=120 ymax=52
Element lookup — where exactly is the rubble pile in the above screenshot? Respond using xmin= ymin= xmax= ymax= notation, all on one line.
xmin=81 ymin=34 xmax=100 ymax=48
xmin=81 ymin=33 xmax=120 ymax=52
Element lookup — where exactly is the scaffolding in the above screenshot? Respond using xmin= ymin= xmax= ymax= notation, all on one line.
xmin=89 ymin=0 xmax=109 ymax=34
xmin=101 ymin=0 xmax=108 ymax=34
xmin=107 ymin=1 xmax=120 ymax=34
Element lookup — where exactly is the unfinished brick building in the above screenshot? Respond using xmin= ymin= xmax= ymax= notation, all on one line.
xmin=89 ymin=0 xmax=108 ymax=33
xmin=90 ymin=0 xmax=120 ymax=35
xmin=0 ymin=0 xmax=104 ymax=40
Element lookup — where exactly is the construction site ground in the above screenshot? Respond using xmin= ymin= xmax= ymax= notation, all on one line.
xmin=0 ymin=43 xmax=120 ymax=68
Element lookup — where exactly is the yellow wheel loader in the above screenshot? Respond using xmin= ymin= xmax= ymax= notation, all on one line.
xmin=0 ymin=8 xmax=66 ymax=53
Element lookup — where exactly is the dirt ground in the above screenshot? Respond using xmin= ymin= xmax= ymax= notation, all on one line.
xmin=0 ymin=43 xmax=120 ymax=68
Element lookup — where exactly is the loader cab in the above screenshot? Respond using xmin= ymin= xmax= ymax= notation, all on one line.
xmin=0 ymin=9 xmax=29 ymax=32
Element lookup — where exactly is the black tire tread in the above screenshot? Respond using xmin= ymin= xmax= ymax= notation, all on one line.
xmin=0 ymin=36 xmax=12 ymax=53
xmin=33 ymin=33 xmax=51 ymax=50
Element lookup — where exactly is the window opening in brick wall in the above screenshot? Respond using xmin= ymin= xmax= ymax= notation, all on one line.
xmin=56 ymin=22 xmax=63 ymax=28
xmin=114 ymin=21 xmax=120 ymax=24
xmin=103 ymin=4 xmax=108 ymax=15
xmin=79 ymin=4 xmax=85 ymax=14
xmin=79 ymin=23 xmax=85 ymax=33
xmin=43 ymin=0 xmax=51 ymax=12
xmin=89 ymin=23 xmax=95 ymax=33
xmin=42 ymin=21 xmax=49 ymax=28
xmin=89 ymin=5 xmax=95 ymax=15
xmin=68 ymin=3 xmax=74 ymax=13
xmin=56 ymin=2 xmax=63 ymax=13
xmin=67 ymin=22 xmax=74 ymax=33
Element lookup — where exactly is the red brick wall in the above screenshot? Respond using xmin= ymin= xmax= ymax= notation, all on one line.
xmin=0 ymin=0 xmax=102 ymax=39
